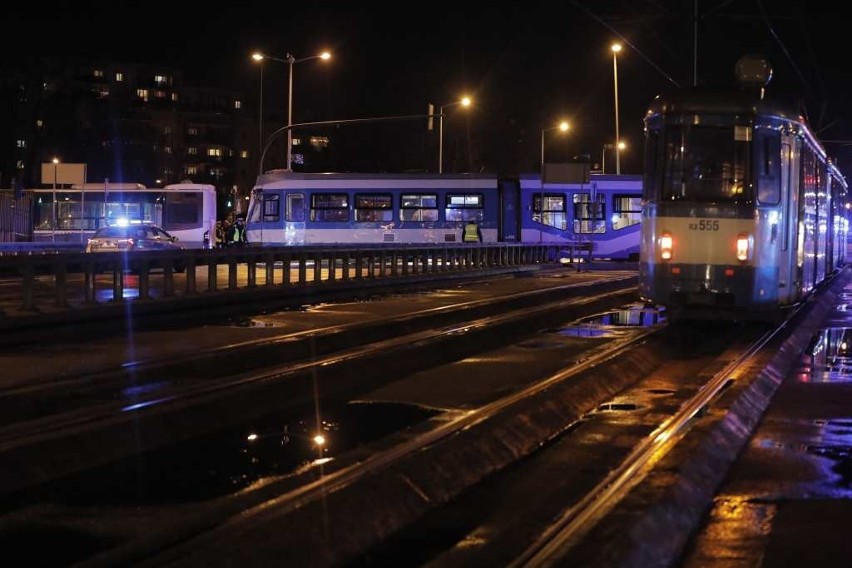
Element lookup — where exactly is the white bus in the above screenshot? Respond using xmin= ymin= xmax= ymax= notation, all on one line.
xmin=30 ymin=182 xmax=217 ymax=248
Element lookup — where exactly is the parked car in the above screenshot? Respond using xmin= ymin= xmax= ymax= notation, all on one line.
xmin=85 ymin=222 xmax=186 ymax=272
xmin=85 ymin=222 xmax=184 ymax=253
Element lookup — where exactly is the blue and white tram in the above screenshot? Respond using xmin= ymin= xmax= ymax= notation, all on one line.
xmin=638 ymin=57 xmax=849 ymax=322
xmin=31 ymin=182 xmax=217 ymax=248
xmin=519 ymin=173 xmax=642 ymax=260
xmin=245 ymin=171 xmax=508 ymax=245
xmin=245 ymin=170 xmax=643 ymax=258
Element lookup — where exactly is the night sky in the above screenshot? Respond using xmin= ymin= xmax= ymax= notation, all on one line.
xmin=8 ymin=1 xmax=852 ymax=176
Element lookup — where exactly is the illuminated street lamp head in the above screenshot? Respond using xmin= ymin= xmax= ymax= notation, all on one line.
xmin=559 ymin=121 xmax=569 ymax=132
xmin=460 ymin=96 xmax=471 ymax=107
xmin=617 ymin=140 xmax=627 ymax=150
xmin=52 ymin=157 xmax=59 ymax=165
xmin=611 ymin=43 xmax=622 ymax=54
xmin=251 ymin=52 xmax=263 ymax=62
xmin=319 ymin=52 xmax=331 ymax=60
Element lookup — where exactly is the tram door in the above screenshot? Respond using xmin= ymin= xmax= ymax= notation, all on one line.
xmin=498 ymin=177 xmax=520 ymax=242
xmin=284 ymin=192 xmax=307 ymax=245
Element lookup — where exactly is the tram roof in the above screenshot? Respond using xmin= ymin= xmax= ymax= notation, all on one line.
xmin=645 ymin=87 xmax=805 ymax=124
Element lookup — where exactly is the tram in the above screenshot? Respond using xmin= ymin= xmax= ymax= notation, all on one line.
xmin=638 ymin=55 xmax=849 ymax=322
xmin=245 ymin=171 xmax=642 ymax=260
xmin=30 ymin=182 xmax=217 ymax=248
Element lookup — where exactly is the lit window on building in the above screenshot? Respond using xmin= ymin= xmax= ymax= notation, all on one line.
xmin=164 ymin=126 xmax=172 ymax=135
xmin=16 ymin=139 xmax=26 ymax=148
xmin=137 ymin=89 xmax=149 ymax=102
xmin=163 ymin=167 xmax=173 ymax=176
xmin=186 ymin=166 xmax=197 ymax=175
xmin=240 ymin=150 xmax=248 ymax=159
xmin=188 ymin=127 xmax=199 ymax=136
xmin=94 ymin=69 xmax=104 ymax=78
xmin=292 ymin=136 xmax=301 ymax=147
xmin=115 ymin=72 xmax=124 ymax=82
xmin=234 ymin=100 xmax=242 ymax=109
xmin=171 ymin=93 xmax=178 ymax=102
xmin=164 ymin=147 xmax=172 ymax=154
xmin=154 ymin=75 xmax=169 ymax=85
xmin=309 ymin=136 xmax=330 ymax=149
xmin=188 ymin=147 xmax=198 ymax=155
xmin=208 ymin=148 xmax=222 ymax=157
xmin=36 ymin=120 xmax=43 ymax=128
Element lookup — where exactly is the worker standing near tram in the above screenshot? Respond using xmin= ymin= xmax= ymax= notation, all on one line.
xmin=463 ymin=219 xmax=483 ymax=243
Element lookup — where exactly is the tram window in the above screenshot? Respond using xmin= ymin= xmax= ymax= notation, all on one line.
xmin=572 ymin=193 xmax=605 ymax=234
xmin=662 ymin=125 xmax=752 ymax=202
xmin=531 ymin=193 xmax=566 ymax=230
xmin=262 ymin=194 xmax=280 ymax=222
xmin=310 ymin=192 xmax=349 ymax=222
xmin=445 ymin=193 xmax=484 ymax=222
xmin=400 ymin=193 xmax=438 ymax=222
xmin=355 ymin=193 xmax=393 ymax=222
xmin=756 ymin=130 xmax=781 ymax=205
xmin=612 ymin=194 xmax=642 ymax=230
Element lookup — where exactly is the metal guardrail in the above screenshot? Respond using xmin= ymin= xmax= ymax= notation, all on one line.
xmin=0 ymin=243 xmax=589 ymax=322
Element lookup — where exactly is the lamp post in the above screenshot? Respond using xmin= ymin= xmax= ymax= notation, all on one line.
xmin=540 ymin=121 xmax=570 ymax=168
xmin=51 ymin=157 xmax=59 ymax=242
xmin=601 ymin=141 xmax=626 ymax=174
xmin=252 ymin=50 xmax=331 ymax=171
xmin=251 ymin=53 xmax=264 ymax=160
xmin=611 ymin=43 xmax=622 ymax=175
xmin=438 ymin=96 xmax=471 ymax=174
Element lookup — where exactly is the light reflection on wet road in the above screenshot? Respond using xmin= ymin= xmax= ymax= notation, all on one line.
xmin=682 ymin=282 xmax=852 ymax=567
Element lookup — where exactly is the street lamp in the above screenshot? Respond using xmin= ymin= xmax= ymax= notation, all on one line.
xmin=611 ymin=42 xmax=622 ymax=175
xmin=51 ymin=157 xmax=59 ymax=242
xmin=438 ymin=96 xmax=471 ymax=174
xmin=540 ymin=121 xmax=570 ymax=167
xmin=252 ymin=50 xmax=331 ymax=171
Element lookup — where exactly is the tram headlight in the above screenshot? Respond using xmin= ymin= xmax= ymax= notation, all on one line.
xmin=659 ymin=232 xmax=673 ymax=261
xmin=736 ymin=233 xmax=750 ymax=262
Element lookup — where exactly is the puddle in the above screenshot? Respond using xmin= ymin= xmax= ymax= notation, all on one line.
xmin=37 ymin=401 xmax=439 ymax=506
xmin=551 ymin=303 xmax=665 ymax=338
xmin=802 ymin=327 xmax=852 ymax=381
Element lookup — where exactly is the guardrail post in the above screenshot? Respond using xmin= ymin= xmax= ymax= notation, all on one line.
xmin=298 ymin=254 xmax=307 ymax=285
xmin=247 ymin=254 xmax=257 ymax=288
xmin=228 ymin=255 xmax=238 ymax=290
xmin=342 ymin=251 xmax=351 ymax=281
xmin=265 ymin=252 xmax=275 ymax=286
xmin=112 ymin=261 xmax=124 ymax=302
xmin=312 ymin=252 xmax=322 ymax=283
xmin=84 ymin=260 xmax=96 ymax=304
xmin=20 ymin=258 xmax=35 ymax=311
xmin=138 ymin=260 xmax=150 ymax=299
xmin=54 ymin=260 xmax=68 ymax=307
xmin=207 ymin=257 xmax=218 ymax=292
xmin=185 ymin=258 xmax=197 ymax=294
xmin=283 ymin=253 xmax=293 ymax=286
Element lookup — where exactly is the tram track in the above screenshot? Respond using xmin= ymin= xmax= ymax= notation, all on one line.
xmin=0 ymin=273 xmax=638 ymax=497
xmin=5 ymin=267 xmax=838 ymax=567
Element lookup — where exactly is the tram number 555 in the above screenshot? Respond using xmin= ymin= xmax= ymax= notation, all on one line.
xmin=689 ymin=220 xmax=720 ymax=231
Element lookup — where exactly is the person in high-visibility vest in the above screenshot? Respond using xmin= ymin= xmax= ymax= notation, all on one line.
xmin=463 ymin=219 xmax=483 ymax=243
xmin=227 ymin=217 xmax=248 ymax=246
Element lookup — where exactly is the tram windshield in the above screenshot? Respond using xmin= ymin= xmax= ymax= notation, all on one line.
xmin=648 ymin=124 xmax=752 ymax=203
